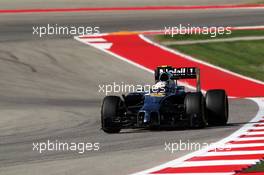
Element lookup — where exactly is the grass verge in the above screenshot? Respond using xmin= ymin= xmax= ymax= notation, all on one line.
xmin=155 ymin=30 xmax=264 ymax=42
xmin=255 ymin=0 xmax=264 ymax=4
xmin=154 ymin=30 xmax=264 ymax=82
xmin=243 ymin=160 xmax=264 ymax=173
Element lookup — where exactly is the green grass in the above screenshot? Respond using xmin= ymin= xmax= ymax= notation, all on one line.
xmin=245 ymin=0 xmax=264 ymax=4
xmin=168 ymin=40 xmax=264 ymax=81
xmin=243 ymin=160 xmax=264 ymax=173
xmin=154 ymin=30 xmax=264 ymax=82
xmin=255 ymin=0 xmax=264 ymax=4
xmin=156 ymin=30 xmax=264 ymax=42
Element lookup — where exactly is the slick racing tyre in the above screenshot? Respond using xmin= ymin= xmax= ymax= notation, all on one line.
xmin=185 ymin=92 xmax=207 ymax=128
xmin=206 ymin=89 xmax=229 ymax=126
xmin=101 ymin=96 xmax=123 ymax=133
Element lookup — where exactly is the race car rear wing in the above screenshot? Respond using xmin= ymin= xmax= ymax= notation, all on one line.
xmin=154 ymin=66 xmax=201 ymax=92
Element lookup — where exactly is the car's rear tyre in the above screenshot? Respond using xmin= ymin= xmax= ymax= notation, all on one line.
xmin=206 ymin=89 xmax=229 ymax=126
xmin=101 ymin=96 xmax=123 ymax=133
xmin=185 ymin=92 xmax=207 ymax=128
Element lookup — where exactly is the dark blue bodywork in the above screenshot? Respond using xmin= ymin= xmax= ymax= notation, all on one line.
xmin=134 ymin=87 xmax=186 ymax=127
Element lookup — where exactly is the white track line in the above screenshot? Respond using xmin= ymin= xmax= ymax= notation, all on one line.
xmin=172 ymin=160 xmax=258 ymax=167
xmin=235 ymin=137 xmax=264 ymax=141
xmin=250 ymin=126 xmax=264 ymax=130
xmin=200 ymin=150 xmax=264 ymax=156
xmin=79 ymin=38 xmax=106 ymax=42
xmin=89 ymin=43 xmax=113 ymax=49
xmin=245 ymin=132 xmax=264 ymax=135
xmin=234 ymin=26 xmax=264 ymax=30
xmin=219 ymin=143 xmax=264 ymax=148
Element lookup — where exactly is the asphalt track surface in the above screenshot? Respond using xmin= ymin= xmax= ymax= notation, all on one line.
xmin=0 ymin=2 xmax=263 ymax=175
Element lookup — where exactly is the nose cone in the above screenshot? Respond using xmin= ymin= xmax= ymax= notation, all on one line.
xmin=138 ymin=110 xmax=150 ymax=124
xmin=138 ymin=110 xmax=160 ymax=126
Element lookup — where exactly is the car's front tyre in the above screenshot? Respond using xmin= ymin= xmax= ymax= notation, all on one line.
xmin=101 ymin=96 xmax=123 ymax=133
xmin=185 ymin=92 xmax=207 ymax=128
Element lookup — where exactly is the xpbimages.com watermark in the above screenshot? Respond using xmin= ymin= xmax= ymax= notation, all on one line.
xmin=32 ymin=140 xmax=100 ymax=154
xmin=98 ymin=82 xmax=165 ymax=95
xmin=32 ymin=24 xmax=100 ymax=37
xmin=164 ymin=24 xmax=232 ymax=38
xmin=164 ymin=140 xmax=231 ymax=153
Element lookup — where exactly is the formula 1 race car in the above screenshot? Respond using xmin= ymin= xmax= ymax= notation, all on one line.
xmin=101 ymin=66 xmax=229 ymax=133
